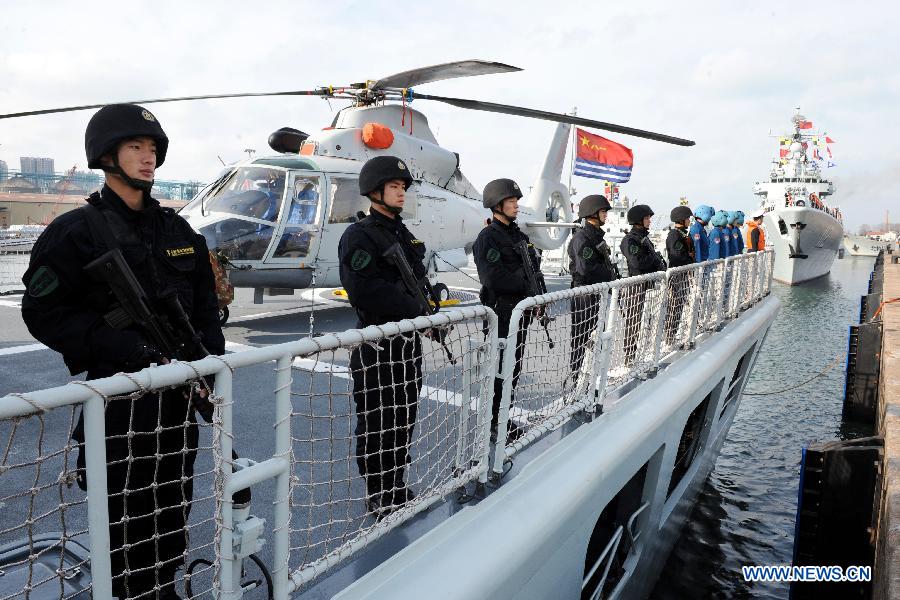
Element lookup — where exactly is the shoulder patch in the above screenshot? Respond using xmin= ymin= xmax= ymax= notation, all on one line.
xmin=675 ymin=241 xmax=684 ymax=250
xmin=486 ymin=247 xmax=501 ymax=263
xmin=28 ymin=265 xmax=59 ymax=298
xmin=628 ymin=244 xmax=640 ymax=255
xmin=713 ymin=238 xmax=720 ymax=244
xmin=581 ymin=246 xmax=594 ymax=259
xmin=350 ymin=248 xmax=372 ymax=271
xmin=693 ymin=233 xmax=701 ymax=240
xmin=410 ymin=238 xmax=423 ymax=245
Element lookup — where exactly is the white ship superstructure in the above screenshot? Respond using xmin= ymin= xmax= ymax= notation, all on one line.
xmin=542 ymin=190 xmax=632 ymax=276
xmin=752 ymin=113 xmax=843 ymax=284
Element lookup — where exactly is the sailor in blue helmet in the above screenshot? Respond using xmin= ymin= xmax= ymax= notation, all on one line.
xmin=725 ymin=211 xmax=740 ymax=256
xmin=690 ymin=205 xmax=714 ymax=262
xmin=708 ymin=210 xmax=729 ymax=259
xmin=732 ymin=211 xmax=746 ymax=254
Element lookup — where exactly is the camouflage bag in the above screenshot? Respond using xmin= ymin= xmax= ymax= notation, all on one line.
xmin=208 ymin=250 xmax=234 ymax=309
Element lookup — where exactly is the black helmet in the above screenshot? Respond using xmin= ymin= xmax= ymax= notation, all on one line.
xmin=627 ymin=204 xmax=654 ymax=225
xmin=577 ymin=194 xmax=612 ymax=219
xmin=670 ymin=206 xmax=693 ymax=223
xmin=85 ymin=104 xmax=169 ymax=169
xmin=358 ymin=155 xmax=413 ymax=196
xmin=482 ymin=178 xmax=522 ymax=209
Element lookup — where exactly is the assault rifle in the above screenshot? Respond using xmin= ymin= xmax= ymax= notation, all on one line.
xmin=383 ymin=243 xmax=456 ymax=364
xmin=596 ymin=240 xmax=622 ymax=280
xmin=83 ymin=247 xmax=251 ymax=503
xmin=513 ymin=240 xmax=555 ymax=349
xmin=85 ymin=248 xmax=210 ymax=364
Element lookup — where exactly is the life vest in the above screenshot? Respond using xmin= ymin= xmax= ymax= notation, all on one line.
xmin=746 ymin=221 xmax=766 ymax=250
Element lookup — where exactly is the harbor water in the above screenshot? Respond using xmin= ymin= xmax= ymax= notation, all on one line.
xmin=651 ymin=255 xmax=876 ymax=599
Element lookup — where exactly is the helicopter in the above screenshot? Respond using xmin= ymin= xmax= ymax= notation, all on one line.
xmin=1 ymin=60 xmax=694 ymax=320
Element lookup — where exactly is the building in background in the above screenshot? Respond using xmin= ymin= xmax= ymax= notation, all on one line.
xmin=0 ymin=159 xmax=8 ymax=182
xmin=20 ymin=157 xmax=55 ymax=190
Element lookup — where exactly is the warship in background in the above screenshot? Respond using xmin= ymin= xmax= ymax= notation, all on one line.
xmin=751 ymin=113 xmax=843 ymax=285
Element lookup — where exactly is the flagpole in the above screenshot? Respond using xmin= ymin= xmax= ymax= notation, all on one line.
xmin=567 ymin=106 xmax=577 ymax=196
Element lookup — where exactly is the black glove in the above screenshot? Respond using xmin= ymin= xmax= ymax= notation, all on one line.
xmin=191 ymin=374 xmax=217 ymax=424
xmin=122 ymin=339 xmax=166 ymax=372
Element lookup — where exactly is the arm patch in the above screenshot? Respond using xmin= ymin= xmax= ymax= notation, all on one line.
xmin=581 ymin=246 xmax=594 ymax=259
xmin=28 ymin=265 xmax=60 ymax=298
xmin=486 ymin=247 xmax=501 ymax=263
xmin=350 ymin=248 xmax=372 ymax=270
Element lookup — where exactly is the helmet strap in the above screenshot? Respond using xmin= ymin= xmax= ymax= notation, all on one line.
xmin=103 ymin=155 xmax=154 ymax=193
xmin=492 ymin=204 xmax=516 ymax=223
xmin=370 ymin=185 xmax=403 ymax=215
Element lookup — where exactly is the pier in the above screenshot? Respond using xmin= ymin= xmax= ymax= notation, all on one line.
xmin=876 ymin=257 xmax=900 ymax=599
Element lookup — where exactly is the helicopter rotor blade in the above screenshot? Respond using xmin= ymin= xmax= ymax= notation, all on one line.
xmin=371 ymin=60 xmax=521 ymax=91
xmin=0 ymin=90 xmax=329 ymax=120
xmin=414 ymin=93 xmax=695 ymax=146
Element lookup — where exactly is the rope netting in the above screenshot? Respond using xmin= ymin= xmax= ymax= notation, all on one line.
xmin=0 ymin=252 xmax=776 ymax=599
xmin=0 ymin=384 xmax=222 ymax=600
xmin=0 ymin=251 xmax=29 ymax=294
xmin=285 ymin=315 xmax=492 ymax=588
xmin=604 ymin=274 xmax=667 ymax=388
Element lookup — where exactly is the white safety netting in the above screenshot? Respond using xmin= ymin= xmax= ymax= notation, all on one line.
xmin=286 ymin=311 xmax=493 ymax=588
xmin=0 ymin=251 xmax=28 ymax=294
xmin=491 ymin=284 xmax=611 ymax=457
xmin=0 ymin=380 xmax=222 ymax=600
xmin=0 ymin=253 xmax=777 ymax=599
xmin=660 ymin=265 xmax=701 ymax=355
xmin=604 ymin=274 xmax=667 ymax=388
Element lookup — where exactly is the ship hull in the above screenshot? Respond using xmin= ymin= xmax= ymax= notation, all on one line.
xmin=335 ymin=296 xmax=780 ymax=600
xmin=843 ymin=234 xmax=889 ymax=257
xmin=764 ymin=207 xmax=842 ymax=285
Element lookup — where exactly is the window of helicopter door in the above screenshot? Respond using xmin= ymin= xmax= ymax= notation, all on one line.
xmin=327 ymin=176 xmax=369 ymax=224
xmin=269 ymin=174 xmax=322 ymax=261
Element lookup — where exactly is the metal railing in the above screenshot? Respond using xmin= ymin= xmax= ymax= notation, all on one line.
xmin=491 ymin=250 xmax=775 ymax=476
xmin=0 ymin=251 xmax=774 ymax=599
xmin=0 ymin=307 xmax=496 ymax=599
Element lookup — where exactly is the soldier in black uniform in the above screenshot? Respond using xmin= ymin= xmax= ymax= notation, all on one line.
xmin=21 ymin=104 xmax=225 ymax=599
xmin=338 ymin=155 xmax=432 ymax=516
xmin=620 ymin=204 xmax=667 ymax=365
xmin=664 ymin=206 xmax=696 ymax=344
xmin=473 ymin=178 xmax=543 ymax=441
xmin=567 ymin=195 xmax=618 ymax=379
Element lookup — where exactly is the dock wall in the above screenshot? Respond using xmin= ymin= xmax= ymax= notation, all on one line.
xmin=876 ymin=259 xmax=900 ymax=600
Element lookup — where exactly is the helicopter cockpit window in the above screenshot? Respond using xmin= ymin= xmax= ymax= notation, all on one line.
xmin=203 ymin=166 xmax=287 ymax=223
xmin=328 ymin=177 xmax=369 ymax=223
xmin=197 ymin=220 xmax=274 ymax=261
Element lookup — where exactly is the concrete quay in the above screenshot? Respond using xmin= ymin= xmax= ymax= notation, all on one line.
xmin=876 ymin=258 xmax=900 ymax=599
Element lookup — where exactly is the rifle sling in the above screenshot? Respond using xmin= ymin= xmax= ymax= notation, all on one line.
xmin=81 ymin=203 xmax=122 ymax=251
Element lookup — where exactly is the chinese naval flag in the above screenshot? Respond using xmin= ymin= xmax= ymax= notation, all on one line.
xmin=573 ymin=128 xmax=634 ymax=183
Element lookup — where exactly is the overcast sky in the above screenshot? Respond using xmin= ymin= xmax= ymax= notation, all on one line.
xmin=1 ymin=1 xmax=897 ymax=230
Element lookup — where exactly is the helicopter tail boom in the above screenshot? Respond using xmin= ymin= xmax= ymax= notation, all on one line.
xmin=520 ymin=121 xmax=573 ymax=251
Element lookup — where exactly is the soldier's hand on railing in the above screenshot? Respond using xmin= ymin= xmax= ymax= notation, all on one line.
xmin=123 ymin=337 xmax=167 ymax=371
